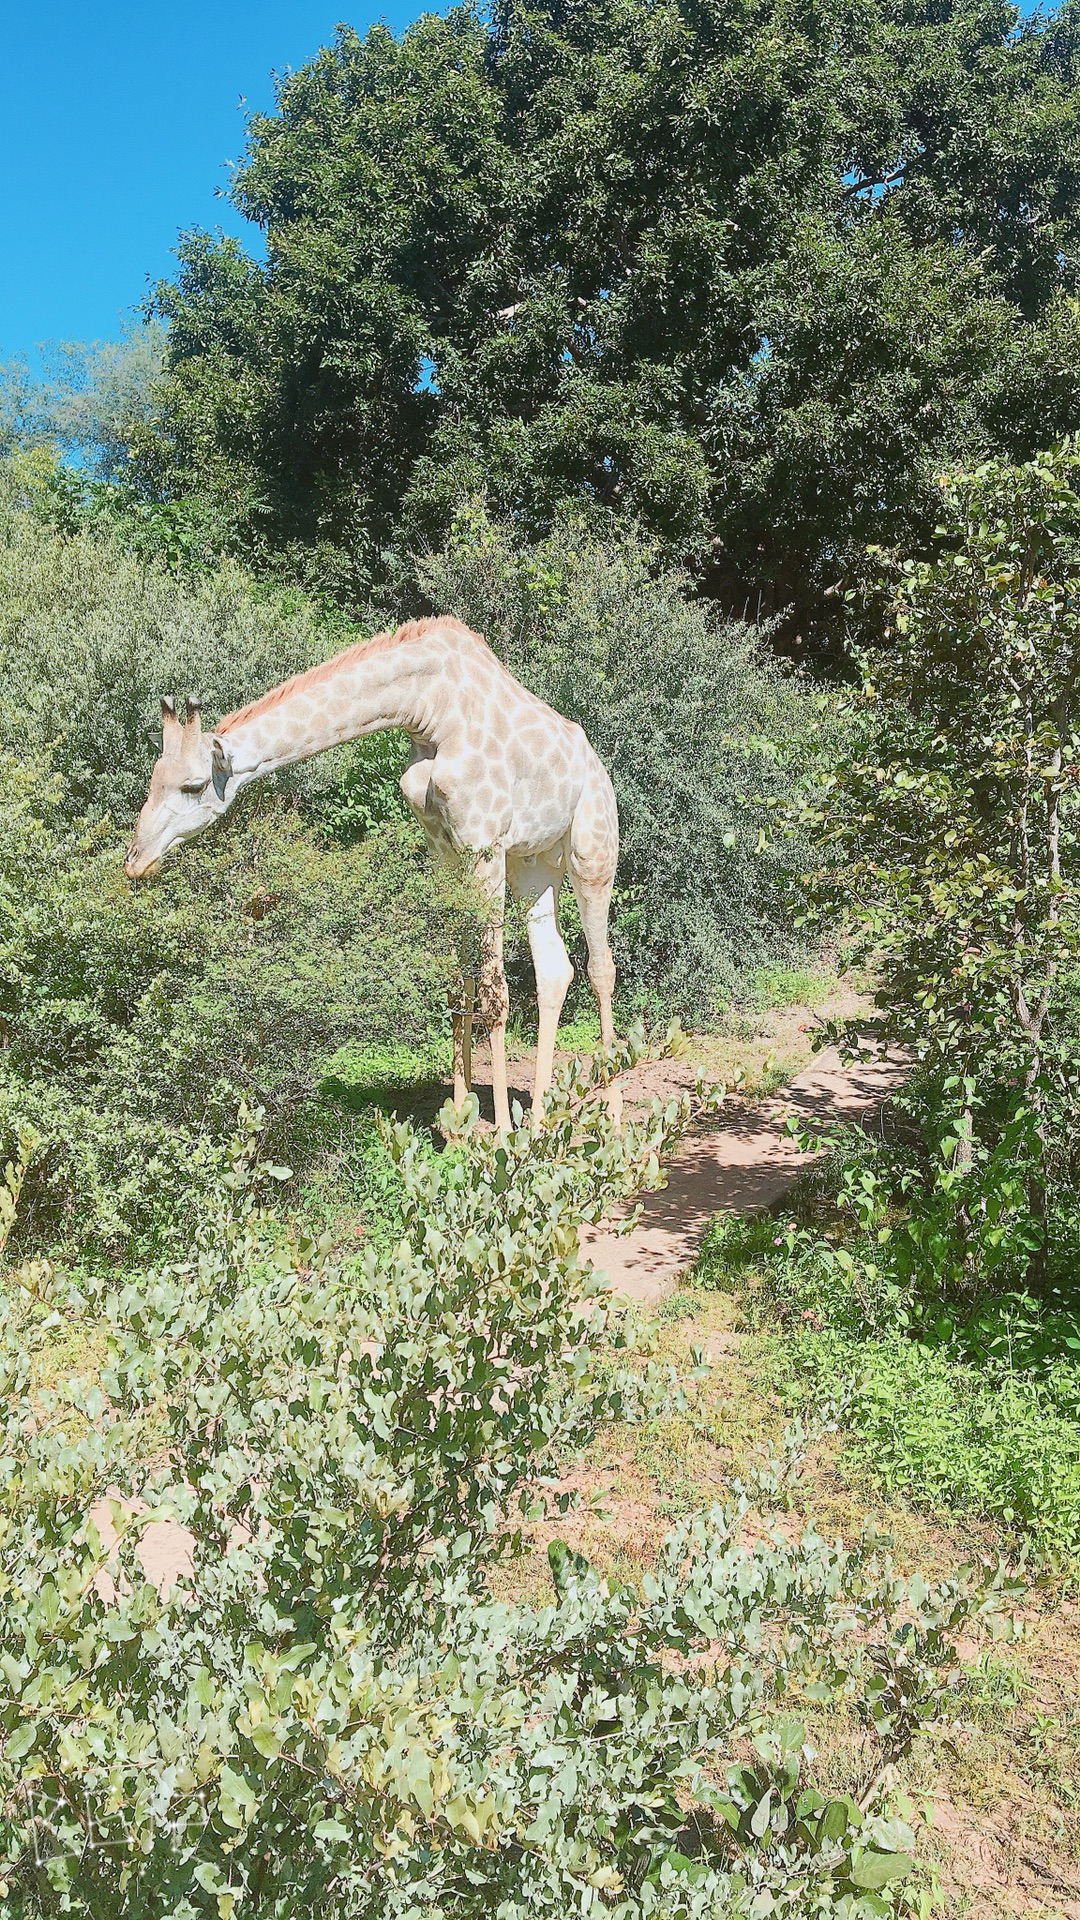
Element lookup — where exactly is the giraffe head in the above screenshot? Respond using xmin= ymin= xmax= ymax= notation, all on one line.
xmin=124 ymin=698 xmax=234 ymax=878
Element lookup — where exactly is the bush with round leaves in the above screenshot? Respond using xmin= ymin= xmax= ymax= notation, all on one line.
xmin=0 ymin=1073 xmax=1015 ymax=1916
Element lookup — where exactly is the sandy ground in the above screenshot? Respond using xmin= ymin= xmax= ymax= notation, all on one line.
xmin=579 ymin=1041 xmax=908 ymax=1303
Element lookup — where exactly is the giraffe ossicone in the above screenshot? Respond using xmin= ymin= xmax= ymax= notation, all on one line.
xmin=125 ymin=617 xmax=620 ymax=1129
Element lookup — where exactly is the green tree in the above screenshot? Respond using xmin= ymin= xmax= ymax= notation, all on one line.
xmin=40 ymin=322 xmax=167 ymax=478
xmin=144 ymin=0 xmax=1080 ymax=645
xmin=799 ymin=443 xmax=1080 ymax=1281
xmin=0 ymin=324 xmax=166 ymax=479
xmin=0 ymin=362 xmax=47 ymax=458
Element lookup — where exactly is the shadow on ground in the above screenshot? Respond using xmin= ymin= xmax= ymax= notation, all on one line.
xmin=322 ymin=1067 xmax=534 ymax=1140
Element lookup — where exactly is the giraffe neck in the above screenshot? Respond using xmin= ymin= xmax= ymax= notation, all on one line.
xmin=216 ymin=633 xmax=452 ymax=785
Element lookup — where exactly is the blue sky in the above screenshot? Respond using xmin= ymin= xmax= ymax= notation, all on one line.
xmin=1 ymin=2 xmax=425 ymax=366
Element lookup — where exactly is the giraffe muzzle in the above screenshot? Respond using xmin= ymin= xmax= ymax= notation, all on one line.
xmin=124 ymin=843 xmax=160 ymax=880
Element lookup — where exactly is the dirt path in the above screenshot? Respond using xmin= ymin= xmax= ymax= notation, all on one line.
xmin=396 ymin=997 xmax=908 ymax=1306
xmin=582 ymin=1045 xmax=909 ymax=1304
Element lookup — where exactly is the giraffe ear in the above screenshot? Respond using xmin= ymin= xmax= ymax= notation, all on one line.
xmin=160 ymin=696 xmax=182 ymax=757
xmin=211 ymin=736 xmax=233 ymax=801
xmin=175 ymin=698 xmax=208 ymax=788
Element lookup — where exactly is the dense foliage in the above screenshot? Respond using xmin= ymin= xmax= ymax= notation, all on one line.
xmin=687 ymin=446 xmax=1080 ymax=1557
xmin=0 ymin=750 xmax=462 ymax=1253
xmin=0 ymin=1079 xmax=1014 ymax=1916
xmin=419 ymin=510 xmax=828 ymax=1016
xmin=0 ymin=480 xmax=471 ymax=1253
xmin=143 ymin=0 xmax=1080 ymax=644
xmin=0 ymin=468 xmax=325 ymax=820
xmin=796 ymin=443 xmax=1080 ymax=1281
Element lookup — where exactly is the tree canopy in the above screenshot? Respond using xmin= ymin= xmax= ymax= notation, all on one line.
xmin=145 ymin=0 xmax=1080 ymax=642
xmin=0 ymin=325 xmax=166 ymax=479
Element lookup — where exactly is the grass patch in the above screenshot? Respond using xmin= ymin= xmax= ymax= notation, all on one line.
xmin=693 ymin=1204 xmax=1080 ymax=1561
xmin=320 ymin=1038 xmax=451 ymax=1107
xmin=555 ymin=1008 xmax=601 ymax=1049
xmin=749 ymin=962 xmax=829 ymax=1008
xmin=766 ymin=1329 xmax=1080 ymax=1560
xmin=506 ymin=1006 xmax=602 ymax=1054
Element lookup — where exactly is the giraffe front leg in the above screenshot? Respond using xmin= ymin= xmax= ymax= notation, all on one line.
xmin=451 ymin=973 xmax=475 ymax=1105
xmin=474 ymin=853 xmax=511 ymax=1131
xmin=523 ymin=876 xmax=573 ymax=1123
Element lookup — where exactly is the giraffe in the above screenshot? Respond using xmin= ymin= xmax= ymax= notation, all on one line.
xmin=124 ymin=616 xmax=620 ymax=1130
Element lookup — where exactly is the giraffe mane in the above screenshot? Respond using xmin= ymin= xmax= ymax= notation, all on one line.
xmin=217 ymin=616 xmax=486 ymax=734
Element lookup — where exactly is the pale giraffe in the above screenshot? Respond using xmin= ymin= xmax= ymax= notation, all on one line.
xmin=124 ymin=616 xmax=620 ymax=1129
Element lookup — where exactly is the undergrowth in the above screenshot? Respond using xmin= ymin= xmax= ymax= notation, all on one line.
xmin=696 ymin=1138 xmax=1080 ymax=1561
xmin=768 ymin=1332 xmax=1080 ymax=1561
xmin=0 ymin=1056 xmax=1018 ymax=1917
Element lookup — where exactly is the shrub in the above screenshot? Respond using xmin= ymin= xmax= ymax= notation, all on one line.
xmin=705 ymin=447 xmax=1080 ymax=1556
xmin=0 ymin=1079 xmax=1013 ymax=1915
xmin=0 ymin=751 xmax=468 ymax=1254
xmin=417 ymin=510 xmax=832 ymax=1021
xmin=0 ymin=468 xmax=407 ymax=841
xmin=0 ymin=485 xmax=479 ymax=1254
xmin=696 ymin=1151 xmax=1080 ymax=1557
xmin=0 ymin=483 xmax=317 ymax=820
xmin=793 ymin=444 xmax=1080 ymax=1284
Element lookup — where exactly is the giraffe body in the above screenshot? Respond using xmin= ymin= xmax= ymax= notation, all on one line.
xmin=125 ymin=618 xmax=619 ymax=1128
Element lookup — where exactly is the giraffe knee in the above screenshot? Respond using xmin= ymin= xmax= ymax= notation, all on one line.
xmin=588 ymin=949 xmax=616 ymax=1002
xmin=528 ymin=899 xmax=574 ymax=1010
xmin=539 ymin=962 xmax=574 ymax=1011
xmin=477 ymin=967 xmax=509 ymax=1028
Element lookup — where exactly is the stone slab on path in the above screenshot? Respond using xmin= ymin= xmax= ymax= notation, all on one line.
xmin=581 ymin=1047 xmax=909 ymax=1307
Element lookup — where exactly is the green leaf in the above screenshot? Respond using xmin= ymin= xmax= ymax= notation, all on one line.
xmin=4 ymin=1722 xmax=35 ymax=1762
xmin=217 ymin=1764 xmax=258 ymax=1830
xmin=750 ymin=1790 xmax=773 ymax=1837
xmin=247 ymin=1722 xmax=282 ymax=1759
xmin=849 ymin=1850 xmax=914 ymax=1890
xmin=822 ymin=1799 xmax=852 ymax=1842
xmin=314 ymin=1819 xmax=350 ymax=1843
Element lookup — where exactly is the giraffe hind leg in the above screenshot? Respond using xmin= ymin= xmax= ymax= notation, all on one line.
xmin=568 ymin=870 xmax=620 ymax=1122
xmin=569 ymin=770 xmax=618 ymax=1047
xmin=569 ymin=872 xmax=617 ymax=1049
xmin=569 ymin=777 xmax=620 ymax=1121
